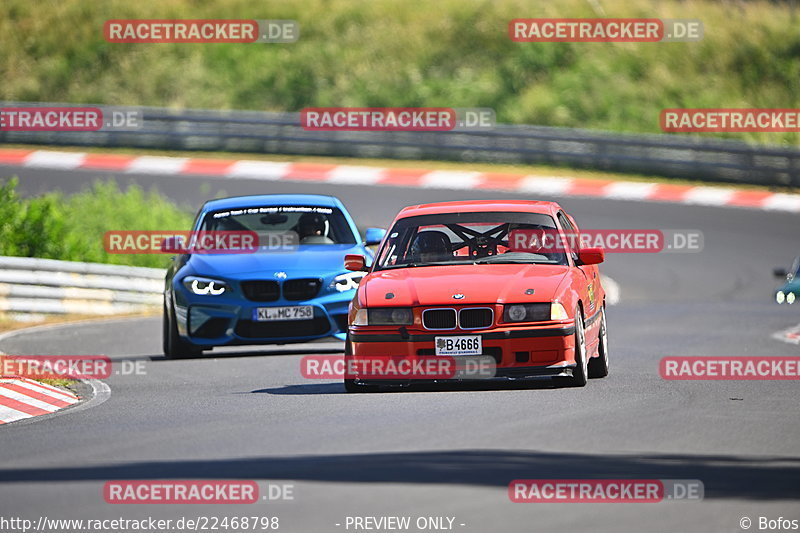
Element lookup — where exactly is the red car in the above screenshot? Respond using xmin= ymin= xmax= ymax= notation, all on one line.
xmin=343 ymin=200 xmax=609 ymax=392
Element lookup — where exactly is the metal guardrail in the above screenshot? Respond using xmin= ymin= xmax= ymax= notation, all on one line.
xmin=0 ymin=256 xmax=163 ymax=317
xmin=1 ymin=101 xmax=799 ymax=187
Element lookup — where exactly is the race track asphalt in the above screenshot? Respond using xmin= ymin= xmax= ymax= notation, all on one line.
xmin=0 ymin=163 xmax=798 ymax=532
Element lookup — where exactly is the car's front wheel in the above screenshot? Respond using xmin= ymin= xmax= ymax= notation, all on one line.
xmin=560 ymin=307 xmax=588 ymax=387
xmin=588 ymin=306 xmax=609 ymax=378
xmin=163 ymin=300 xmax=202 ymax=359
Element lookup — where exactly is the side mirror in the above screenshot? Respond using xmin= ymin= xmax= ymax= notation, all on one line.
xmin=578 ymin=247 xmax=604 ymax=265
xmin=774 ymin=268 xmax=788 ymax=278
xmin=364 ymin=227 xmax=387 ymax=246
xmin=345 ymin=254 xmax=368 ymax=272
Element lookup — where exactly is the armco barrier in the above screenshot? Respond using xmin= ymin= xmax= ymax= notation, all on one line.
xmin=0 ymin=101 xmax=798 ymax=187
xmin=0 ymin=256 xmax=163 ymax=317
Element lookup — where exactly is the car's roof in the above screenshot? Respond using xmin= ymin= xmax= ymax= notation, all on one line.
xmin=201 ymin=194 xmax=342 ymax=212
xmin=396 ymin=200 xmax=562 ymax=219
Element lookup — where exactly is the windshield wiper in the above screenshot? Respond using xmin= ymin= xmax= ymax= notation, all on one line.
xmin=472 ymin=257 xmax=547 ymax=265
xmin=379 ymin=261 xmax=463 ymax=269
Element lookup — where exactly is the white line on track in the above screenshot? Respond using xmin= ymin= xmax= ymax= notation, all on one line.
xmin=601 ymin=275 xmax=621 ymax=306
xmin=772 ymin=322 xmax=800 ymax=345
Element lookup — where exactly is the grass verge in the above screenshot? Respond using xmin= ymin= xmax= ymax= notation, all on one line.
xmin=1 ymin=0 xmax=798 ymax=146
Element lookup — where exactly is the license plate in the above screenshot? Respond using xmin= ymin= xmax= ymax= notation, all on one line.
xmin=435 ymin=335 xmax=482 ymax=356
xmin=252 ymin=305 xmax=313 ymax=321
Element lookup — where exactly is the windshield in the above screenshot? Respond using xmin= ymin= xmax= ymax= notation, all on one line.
xmin=199 ymin=205 xmax=356 ymax=245
xmin=375 ymin=211 xmax=568 ymax=270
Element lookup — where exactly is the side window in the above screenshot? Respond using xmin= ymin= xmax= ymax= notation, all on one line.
xmin=377 ymin=230 xmax=402 ymax=266
xmin=557 ymin=212 xmax=580 ymax=263
xmin=377 ymin=227 xmax=415 ymax=267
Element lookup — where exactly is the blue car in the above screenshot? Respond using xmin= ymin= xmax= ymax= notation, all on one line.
xmin=162 ymin=194 xmax=385 ymax=358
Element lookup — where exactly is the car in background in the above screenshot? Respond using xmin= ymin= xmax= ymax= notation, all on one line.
xmin=163 ymin=194 xmax=385 ymax=358
xmin=774 ymin=256 xmax=800 ymax=305
xmin=342 ymin=199 xmax=608 ymax=392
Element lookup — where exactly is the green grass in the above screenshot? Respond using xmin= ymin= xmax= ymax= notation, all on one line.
xmin=1 ymin=0 xmax=798 ymax=146
xmin=0 ymin=177 xmax=194 ymax=268
xmin=35 ymin=378 xmax=76 ymax=389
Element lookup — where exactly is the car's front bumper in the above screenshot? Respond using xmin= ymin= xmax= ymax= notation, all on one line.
xmin=174 ymin=289 xmax=354 ymax=347
xmin=348 ymin=322 xmax=576 ymax=383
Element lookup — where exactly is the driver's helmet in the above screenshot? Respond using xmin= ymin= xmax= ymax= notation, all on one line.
xmin=410 ymin=231 xmax=450 ymax=263
xmin=298 ymin=212 xmax=328 ymax=239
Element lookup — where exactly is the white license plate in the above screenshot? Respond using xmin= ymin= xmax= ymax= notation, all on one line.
xmin=435 ymin=335 xmax=482 ymax=356
xmin=252 ymin=305 xmax=313 ymax=321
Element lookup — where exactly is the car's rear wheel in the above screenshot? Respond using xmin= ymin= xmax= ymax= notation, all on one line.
xmin=163 ymin=300 xmax=202 ymax=359
xmin=343 ymin=335 xmax=379 ymax=393
xmin=561 ymin=307 xmax=588 ymax=387
xmin=588 ymin=306 xmax=609 ymax=378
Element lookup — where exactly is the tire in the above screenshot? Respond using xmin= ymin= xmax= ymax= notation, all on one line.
xmin=163 ymin=301 xmax=202 ymax=359
xmin=588 ymin=306 xmax=609 ymax=378
xmin=162 ymin=304 xmax=170 ymax=356
xmin=343 ymin=335 xmax=379 ymax=393
xmin=561 ymin=307 xmax=588 ymax=387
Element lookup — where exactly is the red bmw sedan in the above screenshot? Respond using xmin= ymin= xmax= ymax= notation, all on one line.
xmin=343 ymin=200 xmax=609 ymax=392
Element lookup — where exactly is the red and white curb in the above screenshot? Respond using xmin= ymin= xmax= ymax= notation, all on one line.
xmin=0 ymin=377 xmax=80 ymax=424
xmin=1 ymin=148 xmax=799 ymax=212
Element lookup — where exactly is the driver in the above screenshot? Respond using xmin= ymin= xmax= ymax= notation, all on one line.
xmin=298 ymin=213 xmax=333 ymax=244
xmin=410 ymin=231 xmax=451 ymax=263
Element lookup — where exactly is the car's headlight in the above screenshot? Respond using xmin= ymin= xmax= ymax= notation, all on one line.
xmin=788 ymin=292 xmax=796 ymax=305
xmin=183 ymin=276 xmax=228 ymax=296
xmin=777 ymin=291 xmax=786 ymax=304
xmin=330 ymin=272 xmax=365 ymax=292
xmin=503 ymin=303 xmax=550 ymax=323
xmin=354 ymin=307 xmax=414 ymax=326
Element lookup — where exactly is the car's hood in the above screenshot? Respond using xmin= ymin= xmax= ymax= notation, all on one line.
xmin=363 ymin=264 xmax=570 ymax=307
xmin=185 ymin=244 xmax=364 ymax=278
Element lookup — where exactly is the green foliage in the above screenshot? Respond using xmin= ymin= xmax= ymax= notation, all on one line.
xmin=0 ymin=0 xmax=798 ymax=144
xmin=0 ymin=177 xmax=193 ymax=267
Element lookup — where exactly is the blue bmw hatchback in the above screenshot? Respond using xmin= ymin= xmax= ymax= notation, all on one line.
xmin=163 ymin=194 xmax=385 ymax=357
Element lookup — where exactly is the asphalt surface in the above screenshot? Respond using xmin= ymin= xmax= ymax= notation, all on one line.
xmin=0 ymin=163 xmax=799 ymax=533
